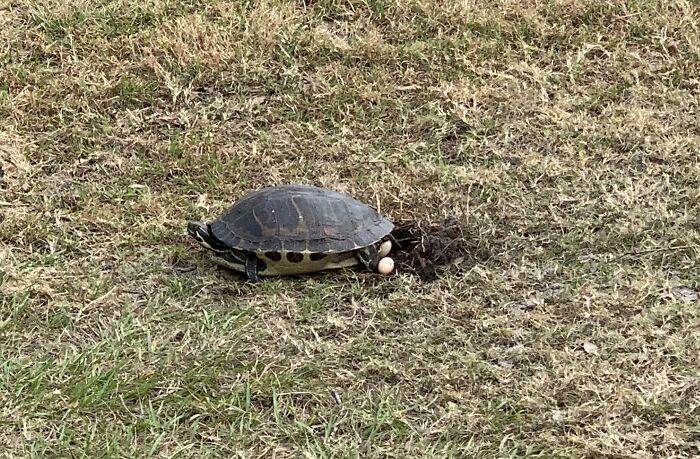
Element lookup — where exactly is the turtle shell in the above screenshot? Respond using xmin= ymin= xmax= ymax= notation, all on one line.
xmin=209 ymin=185 xmax=394 ymax=253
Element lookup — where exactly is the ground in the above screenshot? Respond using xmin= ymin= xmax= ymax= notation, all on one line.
xmin=1 ymin=0 xmax=699 ymax=457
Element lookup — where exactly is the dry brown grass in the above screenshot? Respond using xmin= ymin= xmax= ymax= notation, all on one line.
xmin=1 ymin=0 xmax=699 ymax=457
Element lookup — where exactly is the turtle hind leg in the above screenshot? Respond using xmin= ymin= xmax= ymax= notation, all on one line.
xmin=356 ymin=245 xmax=381 ymax=272
xmin=245 ymin=253 xmax=261 ymax=283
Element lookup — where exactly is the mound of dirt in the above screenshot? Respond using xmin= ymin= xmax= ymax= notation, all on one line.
xmin=390 ymin=218 xmax=477 ymax=282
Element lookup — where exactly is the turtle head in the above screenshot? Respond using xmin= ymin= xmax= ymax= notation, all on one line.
xmin=187 ymin=221 xmax=215 ymax=251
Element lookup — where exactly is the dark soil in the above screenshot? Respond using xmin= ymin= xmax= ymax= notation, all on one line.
xmin=390 ymin=218 xmax=480 ymax=282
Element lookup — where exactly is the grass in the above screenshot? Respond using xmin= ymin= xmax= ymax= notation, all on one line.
xmin=1 ymin=0 xmax=699 ymax=456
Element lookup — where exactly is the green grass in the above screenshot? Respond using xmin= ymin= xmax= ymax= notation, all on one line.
xmin=1 ymin=0 xmax=699 ymax=457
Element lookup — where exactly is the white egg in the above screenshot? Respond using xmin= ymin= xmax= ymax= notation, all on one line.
xmin=379 ymin=240 xmax=392 ymax=257
xmin=378 ymin=257 xmax=395 ymax=275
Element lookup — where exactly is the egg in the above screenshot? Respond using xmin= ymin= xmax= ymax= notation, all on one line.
xmin=379 ymin=240 xmax=392 ymax=257
xmin=378 ymin=257 xmax=395 ymax=275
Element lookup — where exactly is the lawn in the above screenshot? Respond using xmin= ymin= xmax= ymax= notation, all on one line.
xmin=1 ymin=0 xmax=698 ymax=457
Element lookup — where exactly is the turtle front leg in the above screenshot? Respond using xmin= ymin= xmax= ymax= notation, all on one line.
xmin=245 ymin=253 xmax=261 ymax=283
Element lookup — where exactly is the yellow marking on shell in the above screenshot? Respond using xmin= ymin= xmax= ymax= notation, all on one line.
xmin=251 ymin=208 xmax=275 ymax=237
xmin=250 ymin=250 xmax=359 ymax=275
xmin=290 ymin=197 xmax=310 ymax=238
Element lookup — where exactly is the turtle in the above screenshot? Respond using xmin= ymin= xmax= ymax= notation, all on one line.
xmin=187 ymin=184 xmax=398 ymax=282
